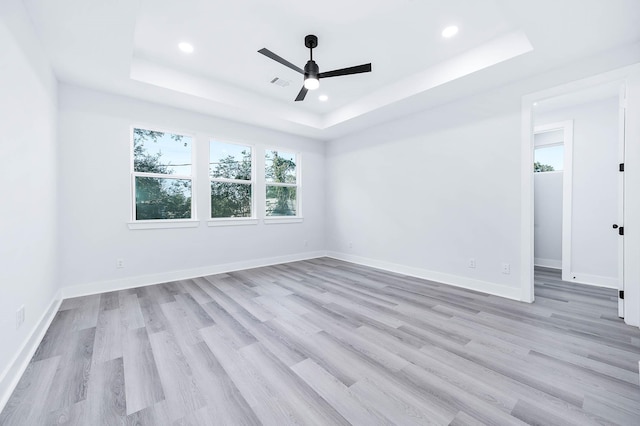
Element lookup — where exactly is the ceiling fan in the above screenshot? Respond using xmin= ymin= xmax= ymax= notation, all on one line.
xmin=258 ymin=35 xmax=372 ymax=102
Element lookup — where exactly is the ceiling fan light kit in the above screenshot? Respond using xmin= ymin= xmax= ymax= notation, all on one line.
xmin=258 ymin=34 xmax=372 ymax=102
xmin=303 ymin=76 xmax=320 ymax=90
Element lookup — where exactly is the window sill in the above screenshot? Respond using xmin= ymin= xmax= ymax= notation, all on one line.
xmin=534 ymin=170 xmax=563 ymax=174
xmin=128 ymin=220 xmax=200 ymax=230
xmin=263 ymin=216 xmax=304 ymax=224
xmin=208 ymin=218 xmax=259 ymax=227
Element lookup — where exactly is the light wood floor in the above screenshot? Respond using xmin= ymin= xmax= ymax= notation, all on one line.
xmin=1 ymin=259 xmax=639 ymax=425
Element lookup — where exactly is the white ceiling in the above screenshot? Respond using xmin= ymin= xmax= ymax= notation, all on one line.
xmin=23 ymin=0 xmax=640 ymax=140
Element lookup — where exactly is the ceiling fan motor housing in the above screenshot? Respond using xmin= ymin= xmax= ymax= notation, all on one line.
xmin=304 ymin=60 xmax=319 ymax=79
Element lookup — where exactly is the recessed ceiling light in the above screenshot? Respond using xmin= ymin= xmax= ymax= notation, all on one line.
xmin=533 ymin=102 xmax=539 ymax=106
xmin=442 ymin=26 xmax=459 ymax=39
xmin=319 ymin=95 xmax=329 ymax=102
xmin=178 ymin=42 xmax=194 ymax=53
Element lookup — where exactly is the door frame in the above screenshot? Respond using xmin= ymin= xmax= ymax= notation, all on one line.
xmin=519 ymin=64 xmax=640 ymax=305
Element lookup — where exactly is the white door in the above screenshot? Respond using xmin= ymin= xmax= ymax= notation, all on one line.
xmin=617 ymin=84 xmax=626 ymax=318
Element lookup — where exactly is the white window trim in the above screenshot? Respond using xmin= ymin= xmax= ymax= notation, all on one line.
xmin=264 ymin=149 xmax=303 ymax=220
xmin=263 ymin=217 xmax=303 ymax=224
xmin=535 ymin=141 xmax=563 ymax=149
xmin=534 ymin=170 xmax=563 ymax=174
xmin=208 ymin=218 xmax=259 ymax=227
xmin=128 ymin=219 xmax=200 ymax=230
xmin=130 ymin=126 xmax=197 ymax=228
xmin=132 ymin=171 xmax=192 ymax=180
xmin=209 ymin=139 xmax=257 ymax=221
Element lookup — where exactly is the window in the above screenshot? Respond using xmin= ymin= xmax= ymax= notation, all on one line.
xmin=210 ymin=141 xmax=254 ymax=218
xmin=534 ymin=129 xmax=564 ymax=173
xmin=265 ymin=150 xmax=299 ymax=217
xmin=132 ymin=128 xmax=193 ymax=220
xmin=534 ymin=144 xmax=564 ymax=172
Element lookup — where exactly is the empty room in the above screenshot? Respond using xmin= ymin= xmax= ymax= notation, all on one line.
xmin=2 ymin=0 xmax=640 ymax=424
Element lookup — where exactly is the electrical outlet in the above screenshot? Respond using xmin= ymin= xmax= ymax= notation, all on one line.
xmin=116 ymin=258 xmax=125 ymax=268
xmin=304 ymin=240 xmax=308 ymax=247
xmin=348 ymin=241 xmax=353 ymax=249
xmin=468 ymin=258 xmax=476 ymax=268
xmin=16 ymin=305 xmax=25 ymax=329
xmin=502 ymin=263 xmax=511 ymax=274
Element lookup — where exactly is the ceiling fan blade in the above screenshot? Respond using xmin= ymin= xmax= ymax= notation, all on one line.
xmin=295 ymin=86 xmax=308 ymax=102
xmin=318 ymin=63 xmax=372 ymax=79
xmin=258 ymin=48 xmax=304 ymax=74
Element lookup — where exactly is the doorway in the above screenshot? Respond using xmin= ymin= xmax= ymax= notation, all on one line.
xmin=527 ymin=81 xmax=625 ymax=317
xmin=533 ymin=121 xmax=572 ymax=276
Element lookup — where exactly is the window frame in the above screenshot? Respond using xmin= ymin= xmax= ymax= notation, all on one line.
xmin=264 ymin=148 xmax=302 ymax=223
xmin=208 ymin=139 xmax=258 ymax=226
xmin=128 ymin=125 xmax=198 ymax=229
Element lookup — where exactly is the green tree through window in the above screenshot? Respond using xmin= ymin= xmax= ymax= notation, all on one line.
xmin=533 ymin=161 xmax=555 ymax=172
xmin=265 ymin=150 xmax=297 ymax=216
xmin=210 ymin=142 xmax=253 ymax=218
xmin=133 ymin=128 xmax=192 ymax=220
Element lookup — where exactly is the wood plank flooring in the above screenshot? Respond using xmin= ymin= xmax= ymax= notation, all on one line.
xmin=1 ymin=259 xmax=639 ymax=425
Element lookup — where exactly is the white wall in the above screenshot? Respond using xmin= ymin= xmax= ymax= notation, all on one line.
xmin=536 ymin=97 xmax=619 ymax=287
xmin=0 ymin=0 xmax=59 ymax=406
xmin=325 ymin=93 xmax=523 ymax=300
xmin=534 ymin=172 xmax=563 ymax=268
xmin=57 ymin=85 xmax=326 ymax=295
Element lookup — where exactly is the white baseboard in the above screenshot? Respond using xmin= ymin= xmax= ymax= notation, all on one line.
xmin=567 ymin=272 xmax=618 ymax=289
xmin=326 ymin=251 xmax=523 ymax=301
xmin=61 ymin=251 xmax=327 ymax=299
xmin=534 ymin=258 xmax=562 ymax=269
xmin=0 ymin=290 xmax=62 ymax=412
